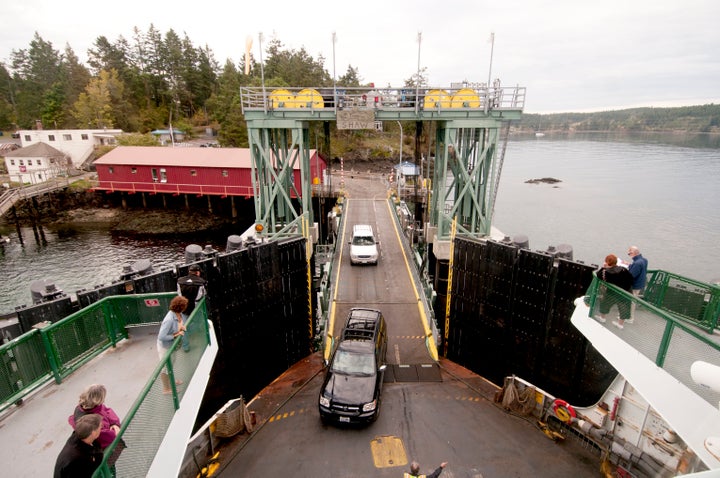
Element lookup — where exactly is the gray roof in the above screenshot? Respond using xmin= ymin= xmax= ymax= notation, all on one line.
xmin=4 ymin=142 xmax=66 ymax=158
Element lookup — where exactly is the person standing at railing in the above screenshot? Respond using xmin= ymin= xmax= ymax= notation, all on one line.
xmin=157 ymin=295 xmax=188 ymax=393
xmin=626 ymin=245 xmax=649 ymax=322
xmin=68 ymin=384 xmax=121 ymax=449
xmin=54 ymin=413 xmax=103 ymax=478
xmin=177 ymin=264 xmax=206 ymax=316
xmin=68 ymin=384 xmax=126 ymax=467
xmin=177 ymin=264 xmax=206 ymax=352
xmin=594 ymin=254 xmax=633 ymax=329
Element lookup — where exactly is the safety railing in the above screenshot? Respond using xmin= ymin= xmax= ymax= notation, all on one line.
xmin=643 ymin=270 xmax=720 ymax=332
xmin=585 ymin=273 xmax=720 ymax=409
xmin=240 ymin=84 xmax=526 ymax=112
xmin=94 ymin=297 xmax=210 ymax=477
xmin=93 ymin=180 xmax=255 ymax=197
xmin=0 ymin=293 xmax=211 ymax=477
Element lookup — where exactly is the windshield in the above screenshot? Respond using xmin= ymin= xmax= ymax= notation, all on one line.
xmin=331 ymin=349 xmax=376 ymax=376
xmin=352 ymin=236 xmax=375 ymax=246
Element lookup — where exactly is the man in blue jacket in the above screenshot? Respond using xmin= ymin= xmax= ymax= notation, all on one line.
xmin=627 ymin=246 xmax=649 ymax=323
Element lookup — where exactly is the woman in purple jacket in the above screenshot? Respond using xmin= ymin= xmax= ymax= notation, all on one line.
xmin=68 ymin=384 xmax=121 ymax=450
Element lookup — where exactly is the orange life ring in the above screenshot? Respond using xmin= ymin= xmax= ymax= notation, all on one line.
xmin=552 ymin=399 xmax=576 ymax=423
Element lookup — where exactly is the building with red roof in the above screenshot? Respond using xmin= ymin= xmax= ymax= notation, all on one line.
xmin=93 ymin=146 xmax=326 ymax=198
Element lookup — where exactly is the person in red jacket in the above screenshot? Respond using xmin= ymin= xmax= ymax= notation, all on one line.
xmin=595 ymin=254 xmax=633 ymax=329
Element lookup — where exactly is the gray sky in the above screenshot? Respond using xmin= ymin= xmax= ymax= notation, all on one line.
xmin=2 ymin=0 xmax=719 ymax=113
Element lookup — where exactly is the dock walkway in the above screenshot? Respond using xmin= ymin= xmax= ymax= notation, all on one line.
xmin=0 ymin=173 xmax=93 ymax=218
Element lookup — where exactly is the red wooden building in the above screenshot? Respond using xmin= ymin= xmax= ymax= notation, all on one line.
xmin=93 ymin=146 xmax=327 ymax=198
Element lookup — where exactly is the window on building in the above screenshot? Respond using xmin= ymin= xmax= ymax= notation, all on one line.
xmin=151 ymin=168 xmax=158 ymax=182
xmin=50 ymin=158 xmax=56 ymax=164
xmin=48 ymin=135 xmax=55 ymax=141
xmin=36 ymin=159 xmax=42 ymax=166
xmin=81 ymin=134 xmax=89 ymax=140
xmin=24 ymin=135 xmax=31 ymax=142
xmin=222 ymin=170 xmax=229 ymax=177
xmin=108 ymin=167 xmax=114 ymax=174
xmin=160 ymin=168 xmax=167 ymax=183
xmin=19 ymin=160 xmax=24 ymax=166
xmin=63 ymin=134 xmax=72 ymax=141
xmin=190 ymin=170 xmax=197 ymax=176
xmin=131 ymin=167 xmax=137 ymax=174
xmin=10 ymin=159 xmax=15 ymax=166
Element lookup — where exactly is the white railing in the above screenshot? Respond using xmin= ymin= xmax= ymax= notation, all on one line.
xmin=241 ymin=84 xmax=526 ymax=112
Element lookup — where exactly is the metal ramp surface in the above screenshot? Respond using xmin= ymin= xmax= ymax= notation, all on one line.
xmin=385 ymin=363 xmax=443 ymax=382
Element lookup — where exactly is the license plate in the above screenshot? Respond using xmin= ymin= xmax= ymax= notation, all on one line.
xmin=339 ymin=417 xmax=350 ymax=423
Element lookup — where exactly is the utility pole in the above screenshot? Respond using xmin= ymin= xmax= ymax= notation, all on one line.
xmin=396 ymin=121 xmax=403 ymax=192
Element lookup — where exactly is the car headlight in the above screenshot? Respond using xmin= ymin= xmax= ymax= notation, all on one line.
xmin=319 ymin=396 xmax=330 ymax=407
xmin=362 ymin=400 xmax=377 ymax=412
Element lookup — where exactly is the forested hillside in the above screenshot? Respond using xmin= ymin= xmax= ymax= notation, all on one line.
xmin=519 ymin=104 xmax=720 ymax=133
xmin=1 ymin=27 xmax=717 ymax=158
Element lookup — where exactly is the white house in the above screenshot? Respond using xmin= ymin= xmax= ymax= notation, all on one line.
xmin=17 ymin=128 xmax=123 ymax=168
xmin=4 ymin=142 xmax=69 ymax=184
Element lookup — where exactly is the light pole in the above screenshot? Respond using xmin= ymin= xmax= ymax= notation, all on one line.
xmin=396 ymin=121 xmax=403 ymax=190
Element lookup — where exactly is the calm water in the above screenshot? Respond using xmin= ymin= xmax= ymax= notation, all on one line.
xmin=1 ymin=132 xmax=719 ymax=315
xmin=493 ymin=132 xmax=720 ymax=283
xmin=0 ymin=224 xmax=229 ymax=316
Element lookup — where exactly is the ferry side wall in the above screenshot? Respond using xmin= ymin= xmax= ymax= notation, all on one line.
xmin=7 ymin=238 xmax=313 ymax=426
xmin=443 ymin=237 xmax=617 ymax=406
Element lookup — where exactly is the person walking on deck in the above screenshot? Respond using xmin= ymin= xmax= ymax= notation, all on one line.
xmin=404 ymin=460 xmax=448 ymax=478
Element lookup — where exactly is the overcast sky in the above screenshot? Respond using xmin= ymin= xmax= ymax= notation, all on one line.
xmin=2 ymin=0 xmax=719 ymax=113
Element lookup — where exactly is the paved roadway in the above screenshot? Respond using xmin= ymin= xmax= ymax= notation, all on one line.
xmin=214 ymin=172 xmax=600 ymax=478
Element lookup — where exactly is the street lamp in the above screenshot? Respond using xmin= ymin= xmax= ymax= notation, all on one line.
xmin=396 ymin=120 xmax=403 ymax=190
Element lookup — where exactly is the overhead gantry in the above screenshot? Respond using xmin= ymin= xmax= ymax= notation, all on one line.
xmin=240 ymin=83 xmax=525 ymax=260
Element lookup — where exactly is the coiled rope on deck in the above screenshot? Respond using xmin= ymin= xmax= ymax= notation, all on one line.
xmin=501 ymin=379 xmax=537 ymax=416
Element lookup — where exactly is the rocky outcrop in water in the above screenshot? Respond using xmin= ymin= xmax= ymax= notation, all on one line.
xmin=525 ymin=177 xmax=562 ymax=185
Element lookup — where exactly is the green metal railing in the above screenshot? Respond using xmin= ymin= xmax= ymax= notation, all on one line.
xmin=643 ymin=269 xmax=720 ymax=332
xmin=585 ymin=272 xmax=720 ymax=409
xmin=94 ymin=297 xmax=210 ymax=477
xmin=0 ymin=293 xmax=211 ymax=478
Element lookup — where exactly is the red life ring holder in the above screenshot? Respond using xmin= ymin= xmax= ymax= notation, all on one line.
xmin=552 ymin=399 xmax=576 ymax=423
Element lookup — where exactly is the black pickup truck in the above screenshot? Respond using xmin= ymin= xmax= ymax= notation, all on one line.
xmin=318 ymin=308 xmax=388 ymax=425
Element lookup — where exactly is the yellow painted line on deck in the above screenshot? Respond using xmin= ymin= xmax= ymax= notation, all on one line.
xmin=370 ymin=435 xmax=408 ymax=469
xmin=386 ymin=200 xmax=439 ymax=361
xmin=324 ymin=200 xmax=351 ymax=362
xmin=267 ymin=408 xmax=310 ymax=423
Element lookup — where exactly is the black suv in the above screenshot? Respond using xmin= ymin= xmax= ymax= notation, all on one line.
xmin=319 ymin=308 xmax=388 ymax=424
